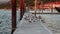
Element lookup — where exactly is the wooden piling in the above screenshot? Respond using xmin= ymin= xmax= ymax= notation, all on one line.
xmin=34 ymin=0 xmax=37 ymax=16
xmin=11 ymin=0 xmax=16 ymax=34
xmin=20 ymin=0 xmax=25 ymax=20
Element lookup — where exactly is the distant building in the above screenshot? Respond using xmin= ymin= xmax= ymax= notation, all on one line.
xmin=38 ymin=1 xmax=60 ymax=9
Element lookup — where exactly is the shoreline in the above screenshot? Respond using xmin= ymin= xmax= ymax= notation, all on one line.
xmin=0 ymin=8 xmax=20 ymax=10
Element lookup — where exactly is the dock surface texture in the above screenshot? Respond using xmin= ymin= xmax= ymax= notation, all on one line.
xmin=13 ymin=12 xmax=53 ymax=34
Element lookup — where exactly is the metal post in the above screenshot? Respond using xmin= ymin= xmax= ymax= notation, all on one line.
xmin=11 ymin=0 xmax=16 ymax=34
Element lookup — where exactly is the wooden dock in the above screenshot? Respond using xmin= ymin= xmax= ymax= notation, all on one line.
xmin=13 ymin=12 xmax=53 ymax=34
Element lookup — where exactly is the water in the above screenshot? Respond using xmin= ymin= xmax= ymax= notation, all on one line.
xmin=0 ymin=9 xmax=60 ymax=34
xmin=0 ymin=9 xmax=20 ymax=34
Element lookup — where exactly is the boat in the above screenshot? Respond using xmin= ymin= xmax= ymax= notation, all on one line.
xmin=55 ymin=7 xmax=60 ymax=13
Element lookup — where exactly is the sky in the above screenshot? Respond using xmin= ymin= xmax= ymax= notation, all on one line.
xmin=0 ymin=0 xmax=10 ymax=3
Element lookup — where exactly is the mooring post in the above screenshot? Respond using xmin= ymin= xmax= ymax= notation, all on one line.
xmin=11 ymin=0 xmax=16 ymax=34
xmin=20 ymin=0 xmax=25 ymax=20
xmin=34 ymin=0 xmax=37 ymax=16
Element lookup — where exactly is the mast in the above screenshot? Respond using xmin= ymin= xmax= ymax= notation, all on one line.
xmin=11 ymin=0 xmax=16 ymax=34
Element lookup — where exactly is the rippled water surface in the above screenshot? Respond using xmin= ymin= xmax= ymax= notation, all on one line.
xmin=0 ymin=9 xmax=20 ymax=34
